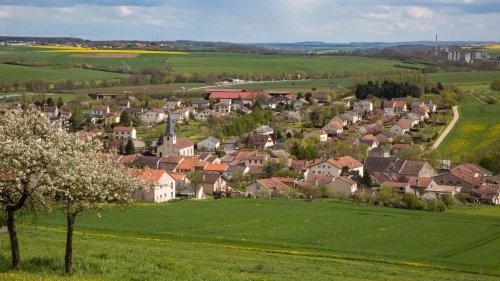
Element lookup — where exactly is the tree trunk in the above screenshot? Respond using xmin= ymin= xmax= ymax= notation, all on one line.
xmin=6 ymin=210 xmax=20 ymax=269
xmin=65 ymin=214 xmax=76 ymax=274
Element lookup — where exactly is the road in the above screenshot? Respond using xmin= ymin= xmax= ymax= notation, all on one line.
xmin=432 ymin=106 xmax=459 ymax=149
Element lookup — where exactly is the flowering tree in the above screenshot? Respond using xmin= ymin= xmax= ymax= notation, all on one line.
xmin=0 ymin=110 xmax=64 ymax=268
xmin=0 ymin=110 xmax=144 ymax=273
xmin=52 ymin=134 xmax=144 ymax=274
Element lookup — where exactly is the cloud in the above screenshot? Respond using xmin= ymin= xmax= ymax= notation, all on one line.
xmin=0 ymin=9 xmax=10 ymax=18
xmin=406 ymin=6 xmax=434 ymax=20
xmin=118 ymin=6 xmax=134 ymax=16
xmin=0 ymin=1 xmax=499 ymax=42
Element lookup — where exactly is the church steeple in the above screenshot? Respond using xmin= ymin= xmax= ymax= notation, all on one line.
xmin=165 ymin=112 xmax=176 ymax=137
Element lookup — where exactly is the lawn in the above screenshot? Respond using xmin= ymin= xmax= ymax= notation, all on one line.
xmin=1 ymin=200 xmax=499 ymax=280
xmin=437 ymin=83 xmax=500 ymax=161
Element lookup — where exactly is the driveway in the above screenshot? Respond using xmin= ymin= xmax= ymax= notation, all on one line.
xmin=432 ymin=106 xmax=459 ymax=149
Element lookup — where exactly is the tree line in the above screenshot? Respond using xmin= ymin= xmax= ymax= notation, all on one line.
xmin=355 ymin=80 xmax=422 ymax=100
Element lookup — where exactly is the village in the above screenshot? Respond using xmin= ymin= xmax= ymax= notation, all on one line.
xmin=1 ymin=86 xmax=499 ymax=208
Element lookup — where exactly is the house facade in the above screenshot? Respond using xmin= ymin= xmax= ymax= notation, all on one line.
xmin=141 ymin=109 xmax=165 ymax=125
xmin=197 ymin=137 xmax=221 ymax=151
xmin=113 ymin=126 xmax=136 ymax=140
xmin=129 ymin=169 xmax=176 ymax=203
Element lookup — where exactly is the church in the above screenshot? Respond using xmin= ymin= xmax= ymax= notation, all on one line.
xmin=156 ymin=114 xmax=194 ymax=157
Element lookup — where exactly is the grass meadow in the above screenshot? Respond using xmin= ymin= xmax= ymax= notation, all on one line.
xmin=437 ymin=84 xmax=500 ymax=161
xmin=1 ymin=199 xmax=499 ymax=280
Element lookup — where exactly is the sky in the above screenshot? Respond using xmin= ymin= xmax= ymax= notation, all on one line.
xmin=0 ymin=0 xmax=499 ymax=43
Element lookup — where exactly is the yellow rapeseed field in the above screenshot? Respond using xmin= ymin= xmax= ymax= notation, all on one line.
xmin=31 ymin=45 xmax=189 ymax=55
xmin=485 ymin=44 xmax=500 ymax=49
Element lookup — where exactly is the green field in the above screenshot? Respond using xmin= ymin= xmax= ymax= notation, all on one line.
xmin=1 ymin=200 xmax=499 ymax=280
xmin=0 ymin=46 xmax=424 ymax=84
xmin=427 ymin=71 xmax=500 ymax=85
xmin=438 ymin=84 xmax=500 ymax=160
xmin=0 ymin=64 xmax=129 ymax=84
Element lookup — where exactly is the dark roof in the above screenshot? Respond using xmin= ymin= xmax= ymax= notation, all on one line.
xmin=247 ymin=134 xmax=272 ymax=147
xmin=191 ymin=98 xmax=210 ymax=105
xmin=363 ymin=157 xmax=397 ymax=173
xmin=396 ymin=160 xmax=429 ymax=175
xmin=203 ymin=172 xmax=222 ymax=184
xmin=130 ymin=156 xmax=161 ymax=169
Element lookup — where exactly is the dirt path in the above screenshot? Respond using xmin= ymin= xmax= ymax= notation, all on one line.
xmin=432 ymin=106 xmax=459 ymax=149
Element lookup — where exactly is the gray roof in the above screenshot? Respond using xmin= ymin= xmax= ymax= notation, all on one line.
xmin=201 ymin=136 xmax=220 ymax=144
xmin=363 ymin=156 xmax=397 ymax=173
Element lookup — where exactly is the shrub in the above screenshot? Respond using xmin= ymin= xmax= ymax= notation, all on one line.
xmin=490 ymin=78 xmax=500 ymax=91
xmin=454 ymin=192 xmax=469 ymax=204
xmin=441 ymin=193 xmax=456 ymax=208
xmin=402 ymin=194 xmax=425 ymax=210
xmin=426 ymin=199 xmax=446 ymax=212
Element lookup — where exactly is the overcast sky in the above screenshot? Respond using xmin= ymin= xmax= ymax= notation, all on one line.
xmin=1 ymin=0 xmax=499 ymax=43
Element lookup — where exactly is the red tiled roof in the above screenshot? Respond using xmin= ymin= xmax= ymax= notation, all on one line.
xmin=338 ymin=176 xmax=357 ymax=185
xmin=92 ymin=105 xmax=109 ymax=111
xmin=167 ymin=171 xmax=186 ymax=181
xmin=256 ymin=178 xmax=289 ymax=190
xmin=408 ymin=177 xmax=433 ymax=188
xmin=117 ymin=154 xmax=138 ymax=164
xmin=204 ymin=163 xmax=229 ymax=172
xmin=160 ymin=155 xmax=185 ymax=164
xmin=394 ymin=120 xmax=411 ymax=130
xmin=327 ymin=156 xmax=363 ymax=169
xmin=113 ymin=126 xmax=134 ymax=132
xmin=125 ymin=168 xmax=166 ymax=185
xmin=306 ymin=175 xmax=334 ymax=185
xmin=175 ymin=138 xmax=193 ymax=149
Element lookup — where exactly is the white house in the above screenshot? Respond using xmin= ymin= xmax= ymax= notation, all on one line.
xmin=195 ymin=109 xmax=222 ymax=121
xmin=353 ymin=100 xmax=373 ymax=113
xmin=384 ymin=100 xmax=407 ymax=114
xmin=43 ymin=106 xmax=59 ymax=118
xmin=140 ymin=108 xmax=165 ymax=125
xmin=322 ymin=120 xmax=343 ymax=135
xmin=389 ymin=120 xmax=412 ymax=136
xmin=305 ymin=156 xmax=364 ymax=180
xmin=330 ymin=176 xmax=358 ymax=196
xmin=214 ymin=99 xmax=232 ymax=114
xmin=164 ymin=96 xmax=182 ymax=110
xmin=197 ymin=137 xmax=221 ymax=151
xmin=113 ymin=126 xmax=136 ymax=140
xmin=128 ymin=169 xmax=176 ymax=203
xmin=92 ymin=105 xmax=110 ymax=117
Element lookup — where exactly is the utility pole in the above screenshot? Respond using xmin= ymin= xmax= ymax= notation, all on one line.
xmin=435 ymin=34 xmax=438 ymax=58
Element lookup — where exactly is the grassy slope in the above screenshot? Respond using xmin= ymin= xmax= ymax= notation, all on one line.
xmin=2 ymin=200 xmax=499 ymax=280
xmin=437 ymin=84 xmax=500 ymax=160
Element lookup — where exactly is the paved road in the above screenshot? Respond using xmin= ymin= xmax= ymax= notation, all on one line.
xmin=432 ymin=106 xmax=459 ymax=149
